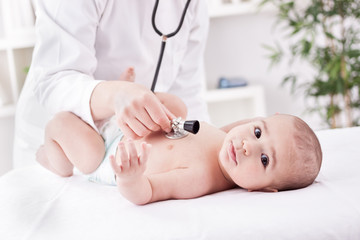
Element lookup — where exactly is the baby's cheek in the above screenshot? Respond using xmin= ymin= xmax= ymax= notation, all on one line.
xmin=236 ymin=165 xmax=263 ymax=189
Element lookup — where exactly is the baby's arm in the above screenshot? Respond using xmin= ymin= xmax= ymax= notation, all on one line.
xmin=110 ymin=140 xmax=152 ymax=205
xmin=110 ymin=140 xmax=208 ymax=205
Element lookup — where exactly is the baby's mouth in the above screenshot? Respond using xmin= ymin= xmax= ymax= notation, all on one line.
xmin=227 ymin=142 xmax=238 ymax=165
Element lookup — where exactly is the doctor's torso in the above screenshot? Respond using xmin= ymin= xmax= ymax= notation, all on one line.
xmin=93 ymin=0 xmax=191 ymax=91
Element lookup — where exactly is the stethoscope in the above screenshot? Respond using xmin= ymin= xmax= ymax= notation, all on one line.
xmin=151 ymin=0 xmax=199 ymax=139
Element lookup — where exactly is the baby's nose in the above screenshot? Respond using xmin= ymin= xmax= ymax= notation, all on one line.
xmin=242 ymin=140 xmax=259 ymax=157
xmin=242 ymin=140 xmax=249 ymax=156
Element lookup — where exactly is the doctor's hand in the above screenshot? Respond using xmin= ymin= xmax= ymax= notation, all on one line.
xmin=90 ymin=76 xmax=176 ymax=139
xmin=113 ymin=82 xmax=175 ymax=139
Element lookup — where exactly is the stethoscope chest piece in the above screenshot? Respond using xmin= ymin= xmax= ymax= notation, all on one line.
xmin=165 ymin=129 xmax=189 ymax=140
xmin=165 ymin=117 xmax=200 ymax=140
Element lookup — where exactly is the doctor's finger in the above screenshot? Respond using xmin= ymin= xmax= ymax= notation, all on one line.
xmin=126 ymin=118 xmax=152 ymax=138
xmin=133 ymin=108 xmax=161 ymax=132
xmin=162 ymin=104 xmax=176 ymax=121
xmin=117 ymin=120 xmax=142 ymax=140
xmin=145 ymin=98 xmax=172 ymax=132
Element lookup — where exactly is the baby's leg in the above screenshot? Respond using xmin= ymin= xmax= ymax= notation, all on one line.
xmin=37 ymin=112 xmax=105 ymax=177
xmin=119 ymin=67 xmax=135 ymax=82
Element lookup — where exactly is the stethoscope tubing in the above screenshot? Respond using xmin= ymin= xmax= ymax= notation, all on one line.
xmin=150 ymin=0 xmax=192 ymax=92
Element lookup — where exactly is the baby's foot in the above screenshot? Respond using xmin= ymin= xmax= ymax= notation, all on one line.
xmin=119 ymin=67 xmax=135 ymax=82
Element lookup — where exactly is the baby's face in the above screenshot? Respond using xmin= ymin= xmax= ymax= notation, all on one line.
xmin=219 ymin=114 xmax=294 ymax=191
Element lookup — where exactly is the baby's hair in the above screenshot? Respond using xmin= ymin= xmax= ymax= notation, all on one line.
xmin=276 ymin=115 xmax=322 ymax=191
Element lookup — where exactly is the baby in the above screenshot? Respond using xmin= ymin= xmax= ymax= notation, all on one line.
xmin=37 ymin=69 xmax=322 ymax=205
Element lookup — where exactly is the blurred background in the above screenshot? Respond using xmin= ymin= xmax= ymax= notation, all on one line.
xmin=1 ymin=0 xmax=359 ymax=176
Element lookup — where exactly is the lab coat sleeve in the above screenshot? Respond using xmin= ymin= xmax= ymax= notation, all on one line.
xmin=168 ymin=0 xmax=210 ymax=122
xmin=31 ymin=0 xmax=107 ymax=130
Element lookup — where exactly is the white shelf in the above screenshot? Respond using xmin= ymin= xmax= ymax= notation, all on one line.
xmin=0 ymin=0 xmax=36 ymax=175
xmin=205 ymin=85 xmax=263 ymax=102
xmin=208 ymin=0 xmax=274 ymax=18
xmin=0 ymin=27 xmax=35 ymax=113
xmin=205 ymin=85 xmax=266 ymax=127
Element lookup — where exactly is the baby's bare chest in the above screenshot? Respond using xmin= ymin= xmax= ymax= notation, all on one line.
xmin=133 ymin=126 xmax=223 ymax=175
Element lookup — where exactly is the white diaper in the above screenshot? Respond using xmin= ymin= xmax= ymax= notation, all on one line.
xmin=87 ymin=117 xmax=123 ymax=186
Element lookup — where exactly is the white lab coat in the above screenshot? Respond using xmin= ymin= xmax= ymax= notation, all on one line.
xmin=13 ymin=0 xmax=209 ymax=168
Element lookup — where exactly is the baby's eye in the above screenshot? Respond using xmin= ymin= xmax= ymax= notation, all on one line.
xmin=261 ymin=154 xmax=269 ymax=167
xmin=254 ymin=127 xmax=261 ymax=139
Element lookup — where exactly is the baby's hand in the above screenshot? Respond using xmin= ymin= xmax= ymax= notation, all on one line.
xmin=110 ymin=140 xmax=151 ymax=183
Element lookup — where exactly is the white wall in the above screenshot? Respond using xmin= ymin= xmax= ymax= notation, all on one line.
xmin=204 ymin=12 xmax=325 ymax=131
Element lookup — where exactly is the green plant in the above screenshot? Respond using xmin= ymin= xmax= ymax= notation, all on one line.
xmin=24 ymin=66 xmax=30 ymax=74
xmin=261 ymin=0 xmax=360 ymax=128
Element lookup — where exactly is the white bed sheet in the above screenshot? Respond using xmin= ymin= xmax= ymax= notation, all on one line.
xmin=1 ymin=127 xmax=360 ymax=240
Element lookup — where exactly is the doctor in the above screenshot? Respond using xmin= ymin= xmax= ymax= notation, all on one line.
xmin=13 ymin=0 xmax=210 ymax=168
